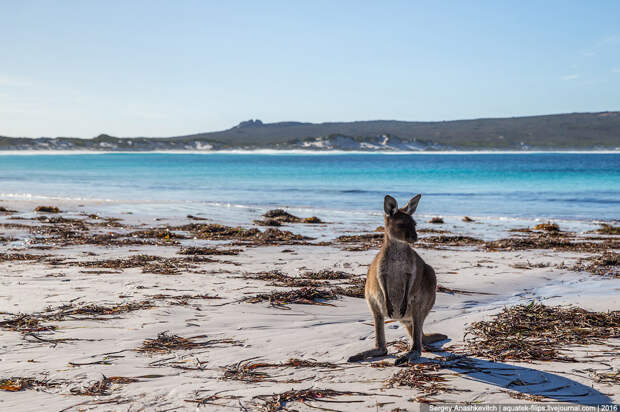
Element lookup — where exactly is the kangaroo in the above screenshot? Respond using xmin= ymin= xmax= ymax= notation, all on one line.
xmin=348 ymin=194 xmax=447 ymax=365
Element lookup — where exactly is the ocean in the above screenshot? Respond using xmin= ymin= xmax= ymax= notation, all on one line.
xmin=1 ymin=152 xmax=618 ymax=238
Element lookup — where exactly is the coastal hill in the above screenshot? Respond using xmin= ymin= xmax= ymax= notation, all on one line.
xmin=1 ymin=111 xmax=619 ymax=151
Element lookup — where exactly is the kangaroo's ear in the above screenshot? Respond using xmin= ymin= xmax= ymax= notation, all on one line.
xmin=384 ymin=195 xmax=398 ymax=216
xmin=402 ymin=194 xmax=421 ymax=215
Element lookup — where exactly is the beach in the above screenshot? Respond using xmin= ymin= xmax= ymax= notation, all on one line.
xmin=0 ymin=196 xmax=618 ymax=411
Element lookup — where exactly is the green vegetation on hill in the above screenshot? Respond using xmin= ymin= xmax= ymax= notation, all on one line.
xmin=1 ymin=112 xmax=619 ymax=150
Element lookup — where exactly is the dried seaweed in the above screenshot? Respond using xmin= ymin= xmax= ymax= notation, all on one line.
xmin=242 ymin=287 xmax=339 ymax=307
xmin=178 ymin=246 xmax=241 ymax=256
xmin=1 ymin=300 xmax=155 ymax=337
xmin=70 ymin=377 xmax=110 ymax=396
xmin=70 ymin=254 xmax=219 ymax=275
xmin=0 ymin=206 xmax=18 ymax=213
xmin=303 ymin=269 xmax=354 ymax=280
xmin=532 ymin=222 xmax=560 ymax=232
xmin=222 ymin=358 xmax=341 ymax=385
xmin=485 ymin=233 xmax=618 ymax=252
xmin=510 ymin=261 xmax=552 ymax=270
xmin=69 ymin=376 xmax=136 ymax=396
xmin=0 ymin=377 xmax=60 ymax=392
xmin=419 ymin=235 xmax=483 ymax=247
xmin=561 ymin=252 xmax=619 ymax=277
xmin=428 ymin=217 xmax=444 ymax=224
xmin=149 ymin=293 xmax=223 ymax=306
xmin=263 ymin=209 xmax=301 ymax=222
xmin=385 ymin=363 xmax=450 ymax=395
xmin=336 ymin=232 xmax=383 ymax=250
xmin=127 ymin=228 xmax=187 ymax=240
xmin=501 ymin=390 xmax=546 ymax=401
xmin=61 ymin=300 xmax=155 ymax=317
xmin=594 ymin=370 xmax=620 ymax=384
xmin=175 ymin=223 xmax=312 ymax=245
xmin=186 ymin=214 xmax=208 ymax=220
xmin=465 ymin=302 xmax=620 ymax=362
xmin=223 ymin=359 xmax=273 ymax=382
xmin=332 ymin=277 xmax=366 ymax=298
xmin=437 ymin=285 xmax=493 ymax=296
xmin=0 ymin=253 xmax=50 ymax=263
xmin=254 ymin=388 xmax=371 ymax=412
xmin=596 ymin=224 xmax=620 ymax=235
xmin=34 ymin=205 xmax=61 ymax=213
xmin=137 ymin=331 xmax=240 ymax=353
xmin=185 ymin=391 xmax=243 ymax=407
xmin=303 ymin=216 xmax=323 ymax=224
xmin=0 ymin=314 xmax=56 ymax=333
xmin=254 ymin=218 xmax=282 ymax=227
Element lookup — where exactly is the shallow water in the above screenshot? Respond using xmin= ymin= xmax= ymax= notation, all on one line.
xmin=0 ymin=152 xmax=618 ymax=237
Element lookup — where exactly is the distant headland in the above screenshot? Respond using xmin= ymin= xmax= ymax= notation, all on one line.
xmin=1 ymin=112 xmax=619 ymax=151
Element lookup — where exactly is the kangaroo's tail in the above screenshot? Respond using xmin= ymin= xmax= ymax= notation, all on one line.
xmin=422 ymin=333 xmax=448 ymax=344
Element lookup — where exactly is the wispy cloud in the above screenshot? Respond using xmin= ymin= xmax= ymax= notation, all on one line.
xmin=579 ymin=34 xmax=620 ymax=57
xmin=561 ymin=74 xmax=579 ymax=81
xmin=612 ymin=67 xmax=620 ymax=73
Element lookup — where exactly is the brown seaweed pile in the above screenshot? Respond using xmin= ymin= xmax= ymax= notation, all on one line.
xmin=138 ymin=331 xmax=240 ymax=353
xmin=0 ymin=253 xmax=49 ymax=263
xmin=127 ymin=228 xmax=187 ymax=240
xmin=178 ymin=246 xmax=241 ymax=256
xmin=485 ymin=233 xmax=618 ymax=252
xmin=419 ymin=235 xmax=483 ymax=247
xmin=465 ymin=302 xmax=620 ymax=362
xmin=336 ymin=232 xmax=383 ymax=250
xmin=0 ymin=377 xmax=61 ymax=392
xmin=69 ymin=376 xmax=138 ymax=396
xmin=332 ymin=277 xmax=366 ymax=298
xmin=596 ymin=223 xmax=620 ymax=235
xmin=34 ymin=205 xmax=61 ymax=213
xmin=254 ymin=388 xmax=371 ymax=412
xmin=241 ymin=270 xmax=326 ymax=288
xmin=561 ymin=251 xmax=619 ymax=277
xmin=532 ymin=222 xmax=560 ymax=232
xmin=175 ymin=223 xmax=312 ymax=245
xmin=66 ymin=254 xmax=222 ymax=275
xmin=221 ymin=358 xmax=341 ymax=384
xmin=385 ymin=363 xmax=449 ymax=395
xmin=0 ymin=300 xmax=156 ymax=338
xmin=242 ymin=287 xmax=339 ymax=307
xmin=303 ymin=269 xmax=355 ymax=280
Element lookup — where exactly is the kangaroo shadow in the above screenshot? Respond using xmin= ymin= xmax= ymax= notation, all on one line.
xmin=424 ymin=342 xmax=613 ymax=406
xmin=372 ymin=339 xmax=613 ymax=405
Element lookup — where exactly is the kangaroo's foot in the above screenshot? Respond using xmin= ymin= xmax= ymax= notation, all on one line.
xmin=347 ymin=347 xmax=387 ymax=363
xmin=394 ymin=349 xmax=421 ymax=366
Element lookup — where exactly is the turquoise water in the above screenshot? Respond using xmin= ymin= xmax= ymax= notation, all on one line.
xmin=0 ymin=153 xmax=618 ymax=222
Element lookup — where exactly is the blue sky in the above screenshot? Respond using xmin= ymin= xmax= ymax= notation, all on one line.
xmin=1 ymin=1 xmax=619 ymax=137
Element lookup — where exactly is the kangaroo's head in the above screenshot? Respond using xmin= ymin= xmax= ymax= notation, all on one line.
xmin=383 ymin=194 xmax=421 ymax=243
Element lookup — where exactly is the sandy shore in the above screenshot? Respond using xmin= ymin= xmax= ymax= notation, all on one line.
xmin=0 ymin=200 xmax=618 ymax=411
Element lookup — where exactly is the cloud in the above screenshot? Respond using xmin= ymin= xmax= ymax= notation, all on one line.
xmin=612 ymin=67 xmax=620 ymax=73
xmin=561 ymin=74 xmax=579 ymax=81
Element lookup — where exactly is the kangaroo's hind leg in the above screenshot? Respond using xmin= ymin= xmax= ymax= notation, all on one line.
xmin=399 ymin=273 xmax=413 ymax=317
xmin=348 ymin=300 xmax=388 ymax=362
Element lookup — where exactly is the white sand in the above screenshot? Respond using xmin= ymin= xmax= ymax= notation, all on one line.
xmin=0 ymin=201 xmax=618 ymax=411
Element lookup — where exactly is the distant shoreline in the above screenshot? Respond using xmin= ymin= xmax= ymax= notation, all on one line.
xmin=0 ymin=149 xmax=619 ymax=155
